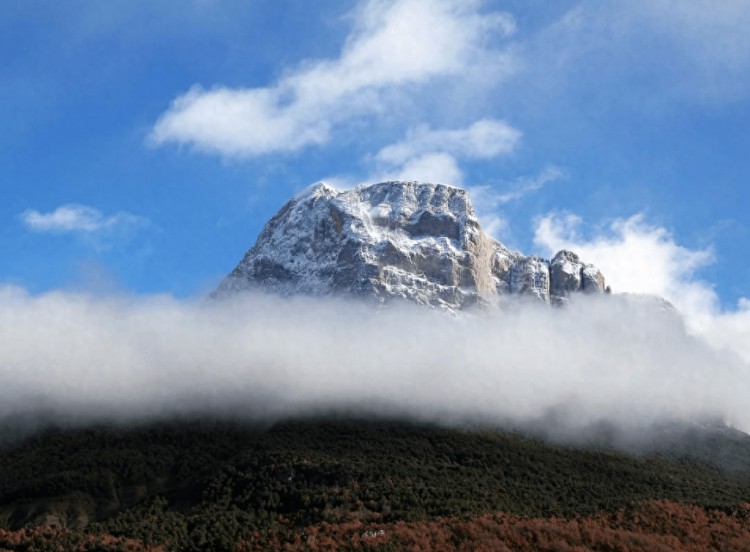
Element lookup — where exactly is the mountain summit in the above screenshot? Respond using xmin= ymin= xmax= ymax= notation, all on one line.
xmin=216 ymin=181 xmax=606 ymax=311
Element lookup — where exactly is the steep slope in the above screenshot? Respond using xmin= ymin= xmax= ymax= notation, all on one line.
xmin=216 ymin=181 xmax=607 ymax=311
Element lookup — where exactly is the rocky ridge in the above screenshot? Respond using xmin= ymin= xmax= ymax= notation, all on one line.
xmin=217 ymin=181 xmax=607 ymax=311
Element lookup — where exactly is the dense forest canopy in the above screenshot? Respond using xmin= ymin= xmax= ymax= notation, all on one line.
xmin=1 ymin=418 xmax=750 ymax=550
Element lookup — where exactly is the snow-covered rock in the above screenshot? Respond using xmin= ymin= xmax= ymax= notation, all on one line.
xmin=510 ymin=256 xmax=550 ymax=303
xmin=549 ymin=250 xmax=606 ymax=305
xmin=216 ymin=181 xmax=606 ymax=311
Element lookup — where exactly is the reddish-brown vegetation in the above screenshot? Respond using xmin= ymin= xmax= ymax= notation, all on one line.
xmin=1 ymin=501 xmax=749 ymax=551
xmin=239 ymin=501 xmax=750 ymax=552
xmin=0 ymin=527 xmax=162 ymax=552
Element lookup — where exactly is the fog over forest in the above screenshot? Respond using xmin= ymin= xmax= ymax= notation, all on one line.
xmin=1 ymin=285 xmax=748 ymax=447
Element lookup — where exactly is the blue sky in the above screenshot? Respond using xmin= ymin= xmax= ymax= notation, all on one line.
xmin=2 ymin=0 xmax=749 ymax=312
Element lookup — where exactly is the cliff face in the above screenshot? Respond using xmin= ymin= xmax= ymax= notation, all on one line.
xmin=217 ymin=181 xmax=606 ymax=310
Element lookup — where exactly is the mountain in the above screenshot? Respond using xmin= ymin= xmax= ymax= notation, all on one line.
xmin=216 ymin=181 xmax=607 ymax=310
xmin=5 ymin=181 xmax=750 ymax=550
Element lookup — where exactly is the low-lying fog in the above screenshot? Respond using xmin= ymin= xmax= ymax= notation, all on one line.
xmin=1 ymin=285 xmax=748 ymax=447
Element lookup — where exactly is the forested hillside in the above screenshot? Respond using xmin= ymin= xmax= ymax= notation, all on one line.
xmin=1 ymin=419 xmax=750 ymax=551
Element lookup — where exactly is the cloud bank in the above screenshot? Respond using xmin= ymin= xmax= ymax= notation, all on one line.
xmin=1 ymin=284 xmax=748 ymax=444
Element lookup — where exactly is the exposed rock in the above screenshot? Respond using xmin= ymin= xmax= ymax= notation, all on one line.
xmin=582 ymin=266 xmax=606 ymax=293
xmin=549 ymin=250 xmax=582 ymax=306
xmin=216 ymin=181 xmax=606 ymax=312
xmin=509 ymin=256 xmax=550 ymax=302
xmin=549 ymin=250 xmax=606 ymax=305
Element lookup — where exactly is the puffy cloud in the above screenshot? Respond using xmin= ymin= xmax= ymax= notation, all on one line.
xmin=388 ymin=152 xmax=464 ymax=185
xmin=367 ymin=118 xmax=521 ymax=186
xmin=149 ymin=0 xmax=517 ymax=157
xmin=374 ymin=119 xmax=520 ymax=166
xmin=533 ymin=212 xmax=750 ymax=364
xmin=534 ymin=214 xmax=713 ymax=302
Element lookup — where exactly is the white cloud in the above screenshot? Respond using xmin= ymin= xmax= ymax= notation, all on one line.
xmin=375 ymin=119 xmax=520 ymax=166
xmin=149 ymin=0 xmax=517 ymax=157
xmin=701 ymin=299 xmax=750 ymax=364
xmin=533 ymin=213 xmax=750 ymax=363
xmin=21 ymin=204 xmax=146 ymax=235
xmin=388 ymin=152 xmax=463 ymax=185
xmin=1 ymin=287 xmax=748 ymax=439
xmin=343 ymin=151 xmax=463 ymax=187
xmin=366 ymin=118 xmax=521 ymax=186
xmin=534 ymin=214 xmax=712 ymax=301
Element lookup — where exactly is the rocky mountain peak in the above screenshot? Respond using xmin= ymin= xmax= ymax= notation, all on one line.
xmin=216 ymin=181 xmax=607 ymax=311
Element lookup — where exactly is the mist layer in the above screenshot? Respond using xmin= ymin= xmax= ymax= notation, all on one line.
xmin=1 ymin=286 xmax=747 ymax=442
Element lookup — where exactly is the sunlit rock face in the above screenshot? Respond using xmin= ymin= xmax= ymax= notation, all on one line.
xmin=216 ymin=181 xmax=606 ymax=311
xmin=549 ymin=250 xmax=606 ymax=306
xmin=510 ymin=256 xmax=551 ymax=303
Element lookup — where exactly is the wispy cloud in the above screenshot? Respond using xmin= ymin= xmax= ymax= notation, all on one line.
xmin=21 ymin=204 xmax=142 ymax=234
xmin=524 ymin=1 xmax=750 ymax=104
xmin=627 ymin=0 xmax=750 ymax=80
xmin=467 ymin=166 xmax=564 ymax=238
xmin=473 ymin=166 xmax=562 ymax=206
xmin=21 ymin=204 xmax=145 ymax=234
xmin=149 ymin=0 xmax=517 ymax=157
xmin=20 ymin=204 xmax=148 ymax=250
